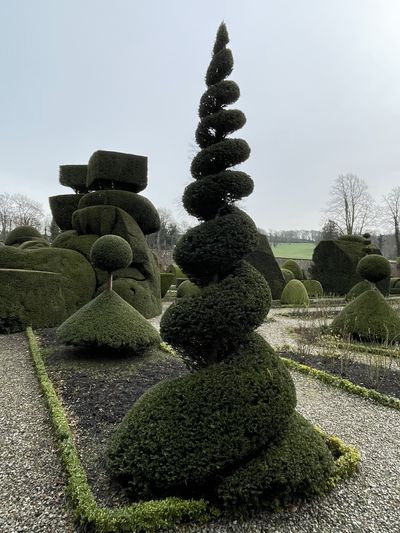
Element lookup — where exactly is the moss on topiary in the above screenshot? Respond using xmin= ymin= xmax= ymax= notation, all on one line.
xmin=176 ymin=279 xmax=202 ymax=298
xmin=78 ymin=190 xmax=160 ymax=235
xmin=0 ymin=269 xmax=67 ymax=333
xmin=57 ymin=290 xmax=161 ymax=352
xmin=49 ymin=194 xmax=84 ymax=231
xmin=281 ymin=268 xmax=295 ymax=283
xmin=282 ymin=259 xmax=303 ymax=280
xmin=281 ymin=279 xmax=310 ymax=306
xmin=345 ymin=280 xmax=372 ymax=302
xmin=5 ymin=225 xmax=42 ymax=245
xmin=245 ymin=233 xmax=286 ymax=300
xmin=302 ymin=279 xmax=323 ymax=298
xmin=356 ymin=254 xmax=391 ymax=283
xmin=87 ymin=150 xmax=148 ymax=193
xmin=331 ymin=288 xmax=400 ymax=343
xmin=160 ymin=272 xmax=175 ymax=298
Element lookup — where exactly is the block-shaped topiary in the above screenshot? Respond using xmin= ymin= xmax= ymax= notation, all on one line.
xmin=108 ymin=22 xmax=334 ymax=510
xmin=281 ymin=279 xmax=310 ymax=306
xmin=59 ymin=164 xmax=88 ymax=193
xmin=302 ymin=279 xmax=323 ymax=298
xmin=49 ymin=194 xmax=84 ymax=231
xmin=282 ymin=259 xmax=303 ymax=280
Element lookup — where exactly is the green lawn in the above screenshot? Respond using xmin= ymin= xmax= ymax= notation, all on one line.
xmin=271 ymin=242 xmax=315 ymax=260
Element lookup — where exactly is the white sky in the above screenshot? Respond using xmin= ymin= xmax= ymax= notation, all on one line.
xmin=1 ymin=0 xmax=400 ymax=231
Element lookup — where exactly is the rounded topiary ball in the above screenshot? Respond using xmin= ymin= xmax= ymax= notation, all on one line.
xmin=356 ymin=254 xmax=391 ymax=283
xmin=90 ymin=235 xmax=132 ymax=273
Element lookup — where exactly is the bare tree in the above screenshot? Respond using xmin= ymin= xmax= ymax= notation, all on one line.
xmin=382 ymin=186 xmax=400 ymax=257
xmin=0 ymin=192 xmax=45 ymax=241
xmin=325 ymin=173 xmax=375 ymax=235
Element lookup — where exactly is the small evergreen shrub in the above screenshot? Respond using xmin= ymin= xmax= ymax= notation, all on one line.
xmin=281 ymin=268 xmax=295 ymax=283
xmin=87 ymin=150 xmax=148 ymax=193
xmin=356 ymin=254 xmax=391 ymax=283
xmin=345 ymin=280 xmax=372 ymax=302
xmin=282 ymin=259 xmax=303 ymax=280
xmin=281 ymin=279 xmax=309 ymax=306
xmin=5 ymin=225 xmax=42 ymax=245
xmin=302 ymin=279 xmax=323 ymax=298
xmin=176 ymin=279 xmax=202 ymax=298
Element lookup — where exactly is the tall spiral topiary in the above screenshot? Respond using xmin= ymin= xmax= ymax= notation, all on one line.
xmin=108 ymin=23 xmax=334 ymax=511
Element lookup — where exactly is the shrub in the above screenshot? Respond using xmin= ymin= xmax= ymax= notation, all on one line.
xmin=90 ymin=235 xmax=132 ymax=273
xmin=302 ymin=279 xmax=323 ymax=298
xmin=281 ymin=279 xmax=309 ymax=306
xmin=52 ymin=231 xmax=99 ymax=261
xmin=331 ymin=288 xmax=400 ymax=343
xmin=345 ymin=280 xmax=372 ymax=302
xmin=59 ymin=164 xmax=88 ymax=193
xmin=282 ymin=259 xmax=303 ymax=280
xmin=5 ymin=225 xmax=42 ymax=245
xmin=281 ymin=268 xmax=295 ymax=283
xmin=160 ymin=272 xmax=175 ymax=297
xmin=19 ymin=239 xmax=50 ymax=250
xmin=390 ymin=277 xmax=400 ymax=290
xmin=245 ymin=233 xmax=286 ymax=300
xmin=49 ymin=194 xmax=84 ymax=231
xmin=176 ymin=279 xmax=202 ymax=298
xmin=356 ymin=254 xmax=391 ymax=283
xmin=166 ymin=263 xmax=186 ymax=279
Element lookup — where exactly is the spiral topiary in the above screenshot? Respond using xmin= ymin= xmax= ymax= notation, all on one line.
xmin=108 ymin=23 xmax=334 ymax=510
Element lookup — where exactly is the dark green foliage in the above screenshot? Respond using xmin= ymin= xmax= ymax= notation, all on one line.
xmin=338 ymin=235 xmax=365 ymax=243
xmin=183 ymin=171 xmax=254 ymax=220
xmin=0 ymin=269 xmax=67 ymax=333
xmin=108 ymin=334 xmax=296 ymax=499
xmin=195 ymin=110 xmax=246 ymax=148
xmin=0 ymin=246 xmax=95 ymax=313
xmin=166 ymin=263 xmax=186 ymax=278
xmin=59 ymin=164 xmax=88 ymax=193
xmin=176 ymin=279 xmax=202 ymax=298
xmin=78 ymin=190 xmax=160 ymax=235
xmin=281 ymin=279 xmax=309 ymax=306
xmin=52 ymin=231 xmax=99 ymax=261
xmin=216 ymin=412 xmax=334 ymax=511
xmin=245 ymin=233 xmax=286 ymax=300
xmin=5 ymin=225 xmax=42 ymax=245
xmin=90 ymin=235 xmax=132 ymax=273
xmin=174 ymin=209 xmax=258 ymax=285
xmin=199 ymin=80 xmax=240 ymax=118
xmin=19 ymin=238 xmax=50 ymax=249
xmin=176 ymin=277 xmax=187 ymax=287
xmin=281 ymin=268 xmax=295 ymax=283
xmin=282 ymin=259 xmax=303 ymax=280
xmin=87 ymin=150 xmax=147 ymax=193
xmin=160 ymin=272 xmax=175 ymax=297
xmin=57 ymin=289 xmax=161 ymax=352
xmin=331 ymin=288 xmax=400 ymax=342
xmin=302 ymin=279 xmax=323 ymax=298
xmin=345 ymin=280 xmax=372 ymax=302
xmin=49 ymin=194 xmax=84 ymax=230
xmin=161 ymin=262 xmax=271 ymax=365
xmin=191 ymin=139 xmax=250 ymax=178
xmin=356 ymin=254 xmax=391 ymax=283
xmin=206 ymin=48 xmax=233 ymax=86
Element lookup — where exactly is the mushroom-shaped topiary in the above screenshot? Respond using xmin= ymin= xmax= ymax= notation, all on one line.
xmin=356 ymin=254 xmax=391 ymax=284
xmin=57 ymin=235 xmax=160 ymax=353
xmin=108 ymin=23 xmax=334 ymax=511
xmin=281 ymin=279 xmax=310 ymax=306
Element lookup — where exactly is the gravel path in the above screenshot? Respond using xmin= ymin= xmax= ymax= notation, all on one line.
xmin=0 ymin=333 xmax=74 ymax=533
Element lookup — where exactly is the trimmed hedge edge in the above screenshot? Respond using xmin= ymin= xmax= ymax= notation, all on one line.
xmin=281 ymin=356 xmax=400 ymax=411
xmin=26 ymin=327 xmax=212 ymax=533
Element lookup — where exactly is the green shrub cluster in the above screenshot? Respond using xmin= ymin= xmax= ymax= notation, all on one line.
xmin=282 ymin=259 xmax=303 ymax=280
xmin=302 ymin=279 xmax=323 ymax=298
xmin=108 ymin=23 xmax=335 ymax=512
xmin=246 ymin=233 xmax=286 ymax=299
xmin=281 ymin=279 xmax=310 ymax=307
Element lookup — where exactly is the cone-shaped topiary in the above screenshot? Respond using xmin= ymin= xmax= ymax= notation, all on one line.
xmin=281 ymin=279 xmax=310 ymax=306
xmin=302 ymin=279 xmax=323 ymax=298
xmin=282 ymin=259 xmax=303 ymax=280
xmin=345 ymin=280 xmax=372 ymax=302
xmin=57 ymin=236 xmax=160 ymax=353
xmin=108 ymin=23 xmax=334 ymax=511
xmin=331 ymin=288 xmax=400 ymax=343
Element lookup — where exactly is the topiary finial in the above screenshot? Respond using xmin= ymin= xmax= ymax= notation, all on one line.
xmin=90 ymin=235 xmax=132 ymax=290
xmin=356 ymin=254 xmax=391 ymax=284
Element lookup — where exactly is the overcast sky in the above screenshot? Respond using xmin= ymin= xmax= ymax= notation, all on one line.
xmin=1 ymin=0 xmax=400 ymax=231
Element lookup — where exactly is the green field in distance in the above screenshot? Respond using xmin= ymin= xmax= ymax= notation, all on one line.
xmin=271 ymin=242 xmax=315 ymax=260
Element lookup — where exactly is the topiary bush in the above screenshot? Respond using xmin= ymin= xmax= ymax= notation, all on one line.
xmin=302 ymin=279 xmax=323 ymax=298
xmin=345 ymin=280 xmax=372 ymax=302
xmin=282 ymin=259 xmax=303 ymax=280
xmin=108 ymin=23 xmax=334 ymax=511
xmin=356 ymin=254 xmax=391 ymax=284
xmin=160 ymin=272 xmax=175 ymax=297
xmin=281 ymin=279 xmax=310 ymax=306
xmin=5 ymin=225 xmax=42 ymax=245
xmin=176 ymin=279 xmax=202 ymax=298
xmin=57 ymin=236 xmax=160 ymax=353
xmin=281 ymin=268 xmax=295 ymax=283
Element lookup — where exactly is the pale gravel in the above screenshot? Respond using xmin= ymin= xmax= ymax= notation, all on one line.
xmin=0 ymin=333 xmax=75 ymax=533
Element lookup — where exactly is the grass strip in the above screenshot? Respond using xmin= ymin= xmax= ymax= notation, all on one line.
xmin=282 ymin=356 xmax=400 ymax=410
xmin=26 ymin=327 xmax=212 ymax=533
